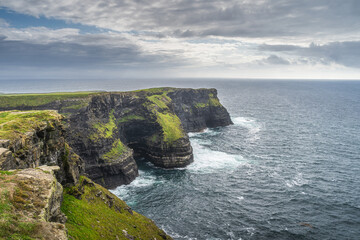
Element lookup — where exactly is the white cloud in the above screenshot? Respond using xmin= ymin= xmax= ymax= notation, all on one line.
xmin=0 ymin=0 xmax=360 ymax=79
xmin=1 ymin=0 xmax=360 ymax=42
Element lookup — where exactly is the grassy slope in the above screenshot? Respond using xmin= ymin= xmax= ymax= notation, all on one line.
xmin=61 ymin=176 xmax=172 ymax=240
xmin=0 ymin=92 xmax=100 ymax=108
xmin=0 ymin=110 xmax=61 ymax=141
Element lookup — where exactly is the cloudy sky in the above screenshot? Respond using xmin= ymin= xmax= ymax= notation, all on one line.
xmin=0 ymin=0 xmax=360 ymax=79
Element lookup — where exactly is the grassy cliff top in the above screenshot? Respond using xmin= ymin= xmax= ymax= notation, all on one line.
xmin=0 ymin=88 xmax=217 ymax=109
xmin=0 ymin=91 xmax=101 ymax=108
xmin=0 ymin=110 xmax=62 ymax=140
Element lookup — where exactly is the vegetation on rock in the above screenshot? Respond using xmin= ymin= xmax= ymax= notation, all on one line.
xmin=0 ymin=110 xmax=61 ymax=141
xmin=61 ymin=176 xmax=172 ymax=240
xmin=90 ymin=110 xmax=117 ymax=141
xmin=155 ymin=112 xmax=184 ymax=143
xmin=117 ymin=114 xmax=145 ymax=123
xmin=0 ymin=92 xmax=99 ymax=108
xmin=0 ymin=168 xmax=67 ymax=240
xmin=101 ymin=139 xmax=128 ymax=162
xmin=142 ymin=90 xmax=186 ymax=144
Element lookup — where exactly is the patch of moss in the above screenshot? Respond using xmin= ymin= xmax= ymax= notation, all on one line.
xmin=89 ymin=110 xmax=117 ymax=141
xmin=0 ymin=179 xmax=39 ymax=240
xmin=0 ymin=110 xmax=61 ymax=140
xmin=156 ymin=112 xmax=184 ymax=143
xmin=117 ymin=115 xmax=145 ymax=124
xmin=61 ymin=101 xmax=89 ymax=110
xmin=208 ymin=93 xmax=221 ymax=107
xmin=61 ymin=176 xmax=172 ymax=240
xmin=101 ymin=139 xmax=127 ymax=162
xmin=0 ymin=91 xmax=100 ymax=108
xmin=142 ymin=91 xmax=185 ymax=144
xmin=194 ymin=102 xmax=208 ymax=108
xmin=0 ymin=171 xmax=16 ymax=176
xmin=147 ymin=94 xmax=171 ymax=110
xmin=149 ymin=134 xmax=159 ymax=143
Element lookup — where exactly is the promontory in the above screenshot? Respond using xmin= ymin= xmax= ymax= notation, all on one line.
xmin=0 ymin=87 xmax=232 ymax=239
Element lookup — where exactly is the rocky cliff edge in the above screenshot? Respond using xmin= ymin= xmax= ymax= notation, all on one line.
xmin=0 ymin=88 xmax=232 ymax=188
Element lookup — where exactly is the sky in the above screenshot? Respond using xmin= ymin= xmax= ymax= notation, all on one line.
xmin=0 ymin=0 xmax=360 ymax=80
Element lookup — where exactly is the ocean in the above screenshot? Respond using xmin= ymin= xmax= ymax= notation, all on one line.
xmin=1 ymin=79 xmax=360 ymax=239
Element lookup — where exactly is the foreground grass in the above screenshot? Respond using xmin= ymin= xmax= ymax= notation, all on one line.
xmin=61 ymin=176 xmax=172 ymax=240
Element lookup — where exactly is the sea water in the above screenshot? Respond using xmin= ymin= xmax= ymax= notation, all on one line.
xmin=2 ymin=79 xmax=360 ymax=239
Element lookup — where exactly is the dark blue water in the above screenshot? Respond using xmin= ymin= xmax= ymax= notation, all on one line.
xmin=1 ymin=79 xmax=360 ymax=239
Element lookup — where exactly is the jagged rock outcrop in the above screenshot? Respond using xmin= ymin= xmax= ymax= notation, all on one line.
xmin=0 ymin=88 xmax=232 ymax=188
xmin=0 ymin=111 xmax=84 ymax=186
xmin=168 ymin=88 xmax=233 ymax=132
xmin=0 ymin=166 xmax=68 ymax=240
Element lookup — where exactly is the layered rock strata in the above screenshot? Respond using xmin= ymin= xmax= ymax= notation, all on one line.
xmin=0 ymin=88 xmax=232 ymax=188
xmin=0 ymin=111 xmax=84 ymax=186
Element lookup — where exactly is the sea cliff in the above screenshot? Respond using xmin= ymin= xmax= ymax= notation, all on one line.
xmin=0 ymin=88 xmax=232 ymax=188
xmin=0 ymin=87 xmax=232 ymax=239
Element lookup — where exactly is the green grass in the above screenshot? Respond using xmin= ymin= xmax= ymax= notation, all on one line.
xmin=0 ymin=182 xmax=39 ymax=240
xmin=0 ymin=91 xmax=100 ymax=108
xmin=0 ymin=171 xmax=16 ymax=176
xmin=101 ymin=139 xmax=127 ymax=162
xmin=208 ymin=93 xmax=221 ymax=107
xmin=194 ymin=102 xmax=208 ymax=108
xmin=133 ymin=87 xmax=174 ymax=94
xmin=155 ymin=112 xmax=184 ymax=143
xmin=90 ymin=110 xmax=117 ymax=141
xmin=117 ymin=115 xmax=145 ymax=123
xmin=147 ymin=94 xmax=171 ymax=110
xmin=0 ymin=110 xmax=61 ymax=140
xmin=61 ymin=101 xmax=89 ymax=110
xmin=61 ymin=177 xmax=172 ymax=240
xmin=194 ymin=93 xmax=221 ymax=108
xmin=142 ymin=91 xmax=185 ymax=144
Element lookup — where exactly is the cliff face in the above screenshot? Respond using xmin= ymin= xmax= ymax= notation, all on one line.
xmin=0 ymin=87 xmax=232 ymax=239
xmin=0 ymin=111 xmax=84 ymax=186
xmin=0 ymin=88 xmax=232 ymax=188
xmin=168 ymin=88 xmax=233 ymax=132
xmin=0 ymin=110 xmax=173 ymax=240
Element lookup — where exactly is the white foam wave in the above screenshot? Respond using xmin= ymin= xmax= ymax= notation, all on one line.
xmin=187 ymin=139 xmax=245 ymax=173
xmin=285 ymin=173 xmax=308 ymax=188
xmin=188 ymin=128 xmax=220 ymax=138
xmin=110 ymin=170 xmax=159 ymax=200
xmin=232 ymin=116 xmax=263 ymax=135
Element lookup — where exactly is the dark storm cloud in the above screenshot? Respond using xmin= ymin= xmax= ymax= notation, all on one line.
xmin=0 ymin=35 xmax=178 ymax=69
xmin=259 ymin=41 xmax=360 ymax=68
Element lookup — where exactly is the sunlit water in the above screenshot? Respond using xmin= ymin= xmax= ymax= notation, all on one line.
xmin=2 ymin=79 xmax=360 ymax=239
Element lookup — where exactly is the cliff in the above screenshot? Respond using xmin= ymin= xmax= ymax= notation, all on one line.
xmin=0 ymin=87 xmax=232 ymax=239
xmin=0 ymin=88 xmax=232 ymax=189
xmin=0 ymin=110 xmax=172 ymax=240
xmin=0 ymin=167 xmax=172 ymax=240
xmin=0 ymin=110 xmax=84 ymax=186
